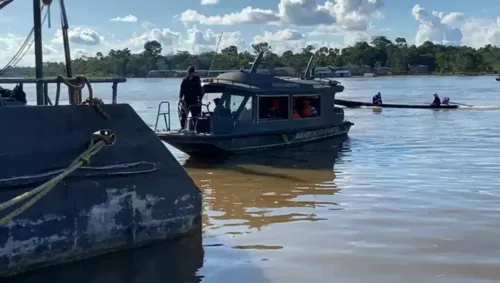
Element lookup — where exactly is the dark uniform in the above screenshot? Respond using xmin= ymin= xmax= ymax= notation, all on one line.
xmin=372 ymin=92 xmax=382 ymax=105
xmin=179 ymin=66 xmax=203 ymax=129
xmin=431 ymin=93 xmax=441 ymax=106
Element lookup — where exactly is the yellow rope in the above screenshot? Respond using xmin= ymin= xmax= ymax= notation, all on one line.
xmin=0 ymin=131 xmax=115 ymax=225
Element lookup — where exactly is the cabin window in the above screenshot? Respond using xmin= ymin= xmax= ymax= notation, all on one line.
xmin=258 ymin=96 xmax=289 ymax=120
xmin=203 ymin=92 xmax=222 ymax=111
xmin=238 ymin=97 xmax=253 ymax=122
xmin=292 ymin=95 xmax=321 ymax=119
xmin=228 ymin=94 xmax=245 ymax=114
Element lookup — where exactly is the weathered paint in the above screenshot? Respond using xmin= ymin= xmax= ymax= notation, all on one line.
xmin=0 ymin=104 xmax=202 ymax=277
xmin=2 ymin=230 xmax=203 ymax=283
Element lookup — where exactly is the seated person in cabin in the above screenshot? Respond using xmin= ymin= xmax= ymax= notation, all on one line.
xmin=293 ymin=109 xmax=301 ymax=119
xmin=212 ymin=98 xmax=231 ymax=118
xmin=266 ymin=99 xmax=281 ymax=118
xmin=372 ymin=92 xmax=382 ymax=105
xmin=300 ymin=99 xmax=318 ymax=118
xmin=430 ymin=93 xmax=441 ymax=106
xmin=292 ymin=98 xmax=301 ymax=118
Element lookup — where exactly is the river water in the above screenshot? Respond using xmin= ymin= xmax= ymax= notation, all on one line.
xmin=4 ymin=76 xmax=500 ymax=283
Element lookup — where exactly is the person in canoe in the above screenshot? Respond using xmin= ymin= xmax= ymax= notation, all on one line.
xmin=372 ymin=92 xmax=382 ymax=105
xmin=430 ymin=93 xmax=441 ymax=106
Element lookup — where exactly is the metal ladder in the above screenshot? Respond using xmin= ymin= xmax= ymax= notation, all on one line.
xmin=154 ymin=101 xmax=171 ymax=132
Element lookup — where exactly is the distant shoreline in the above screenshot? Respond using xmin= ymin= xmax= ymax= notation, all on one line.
xmin=0 ymin=73 xmax=498 ymax=80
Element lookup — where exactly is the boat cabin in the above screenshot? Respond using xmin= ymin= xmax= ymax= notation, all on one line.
xmin=179 ymin=69 xmax=346 ymax=136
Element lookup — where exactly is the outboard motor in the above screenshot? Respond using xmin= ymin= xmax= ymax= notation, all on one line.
xmin=443 ymin=97 xmax=450 ymax=105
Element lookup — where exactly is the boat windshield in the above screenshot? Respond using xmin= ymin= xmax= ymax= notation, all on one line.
xmin=203 ymin=91 xmax=252 ymax=122
xmin=221 ymin=92 xmax=253 ymax=122
xmin=202 ymin=92 xmax=223 ymax=110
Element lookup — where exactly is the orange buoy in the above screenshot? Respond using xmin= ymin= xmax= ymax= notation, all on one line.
xmin=42 ymin=0 xmax=52 ymax=5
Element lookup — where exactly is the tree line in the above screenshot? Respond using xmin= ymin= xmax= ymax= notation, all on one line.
xmin=2 ymin=36 xmax=500 ymax=78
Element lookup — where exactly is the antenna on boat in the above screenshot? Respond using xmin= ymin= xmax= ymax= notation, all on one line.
xmin=302 ymin=54 xmax=314 ymax=80
xmin=59 ymin=0 xmax=73 ymax=83
xmin=249 ymin=51 xmax=264 ymax=73
xmin=207 ymin=32 xmax=223 ymax=79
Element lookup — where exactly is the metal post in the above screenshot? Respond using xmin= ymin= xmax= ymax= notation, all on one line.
xmin=59 ymin=0 xmax=75 ymax=104
xmin=33 ymin=0 xmax=44 ymax=105
xmin=112 ymin=82 xmax=117 ymax=104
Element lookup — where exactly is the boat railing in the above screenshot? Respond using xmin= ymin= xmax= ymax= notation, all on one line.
xmin=279 ymin=76 xmax=342 ymax=86
xmin=201 ymin=76 xmax=342 ymax=90
xmin=0 ymin=77 xmax=126 ymax=105
xmin=154 ymin=101 xmax=214 ymax=133
xmin=154 ymin=101 xmax=171 ymax=132
xmin=202 ymin=78 xmax=259 ymax=89
xmin=315 ymin=77 xmax=342 ymax=85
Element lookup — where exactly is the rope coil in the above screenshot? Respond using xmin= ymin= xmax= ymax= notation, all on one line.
xmin=57 ymin=75 xmax=109 ymax=118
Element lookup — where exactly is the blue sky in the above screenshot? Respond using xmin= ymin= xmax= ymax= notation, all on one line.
xmin=0 ymin=0 xmax=499 ymax=66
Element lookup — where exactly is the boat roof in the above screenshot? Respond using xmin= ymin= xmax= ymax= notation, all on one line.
xmin=202 ymin=70 xmax=344 ymax=95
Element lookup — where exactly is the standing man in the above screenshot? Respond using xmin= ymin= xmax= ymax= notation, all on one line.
xmin=179 ymin=66 xmax=203 ymax=129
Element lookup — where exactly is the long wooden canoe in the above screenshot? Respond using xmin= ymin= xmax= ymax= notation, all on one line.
xmin=335 ymin=98 xmax=459 ymax=109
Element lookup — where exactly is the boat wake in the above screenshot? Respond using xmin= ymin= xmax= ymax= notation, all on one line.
xmin=342 ymin=105 xmax=500 ymax=111
xmin=459 ymin=105 xmax=500 ymax=110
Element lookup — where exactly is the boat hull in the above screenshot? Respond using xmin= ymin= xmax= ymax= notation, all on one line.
xmin=335 ymin=98 xmax=459 ymax=109
xmin=158 ymin=121 xmax=353 ymax=157
xmin=0 ymin=104 xmax=202 ymax=277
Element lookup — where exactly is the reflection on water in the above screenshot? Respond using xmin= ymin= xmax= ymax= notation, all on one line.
xmin=185 ymin=137 xmax=349 ymax=237
xmin=5 ymin=232 xmax=204 ymax=283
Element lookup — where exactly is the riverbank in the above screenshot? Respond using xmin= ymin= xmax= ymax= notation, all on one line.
xmin=1 ymin=72 xmax=498 ymax=80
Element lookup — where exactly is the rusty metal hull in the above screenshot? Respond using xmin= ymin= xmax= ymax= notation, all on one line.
xmin=0 ymin=104 xmax=202 ymax=277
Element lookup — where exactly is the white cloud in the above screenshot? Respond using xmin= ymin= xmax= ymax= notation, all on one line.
xmin=73 ymin=48 xmax=91 ymax=59
xmin=125 ymin=28 xmax=181 ymax=51
xmin=461 ymin=18 xmax=500 ymax=47
xmin=253 ymin=29 xmax=305 ymax=43
xmin=179 ymin=0 xmax=382 ymax=32
xmin=343 ymin=32 xmax=369 ymax=46
xmin=201 ymin=0 xmax=218 ymax=5
xmin=412 ymin=4 xmax=500 ymax=47
xmin=412 ymin=4 xmax=463 ymax=45
xmin=109 ymin=15 xmax=138 ymax=23
xmin=52 ymin=27 xmax=103 ymax=46
xmin=268 ymin=39 xmax=342 ymax=54
xmin=180 ymin=7 xmax=279 ymax=25
xmin=0 ymin=34 xmax=63 ymax=66
xmin=181 ymin=26 xmax=246 ymax=53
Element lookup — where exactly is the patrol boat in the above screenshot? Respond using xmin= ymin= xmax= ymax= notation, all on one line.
xmin=155 ymin=53 xmax=353 ymax=157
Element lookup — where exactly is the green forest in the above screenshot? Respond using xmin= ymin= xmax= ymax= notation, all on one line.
xmin=3 ymin=36 xmax=500 ymax=78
